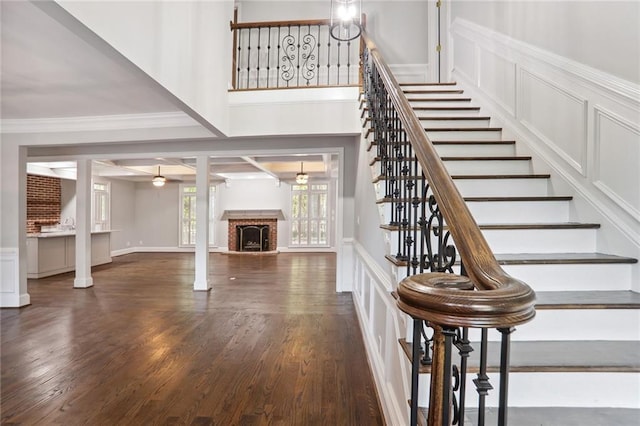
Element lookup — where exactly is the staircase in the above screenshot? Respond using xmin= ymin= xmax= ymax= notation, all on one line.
xmin=360 ymin=82 xmax=640 ymax=424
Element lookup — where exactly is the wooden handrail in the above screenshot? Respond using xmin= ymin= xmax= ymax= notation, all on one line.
xmin=230 ymin=18 xmax=330 ymax=30
xmin=362 ymin=30 xmax=536 ymax=328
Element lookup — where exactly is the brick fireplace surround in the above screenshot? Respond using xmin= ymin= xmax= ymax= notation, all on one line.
xmin=228 ymin=219 xmax=277 ymax=252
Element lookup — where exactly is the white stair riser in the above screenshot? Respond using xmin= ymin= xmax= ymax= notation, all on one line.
xmin=502 ymin=263 xmax=634 ymax=292
xmin=377 ymin=200 xmax=570 ymax=225
xmin=467 ymin=200 xmax=570 ymax=224
xmin=466 ymin=309 xmax=640 ymax=341
xmin=384 ymin=227 xmax=597 ymax=255
xmin=463 ymin=373 xmax=640 ymax=408
xmin=414 ymin=109 xmax=481 ymax=117
xmin=426 ymin=130 xmax=502 ymax=141
xmin=409 ymin=101 xmax=477 ymax=108
xmin=454 ymin=178 xmax=550 ymax=197
xmin=435 ymin=143 xmax=516 ymax=157
xmin=404 ymin=93 xmax=468 ymax=99
xmin=484 ymin=228 xmax=597 ymax=254
xmin=444 ymin=159 xmax=532 ymax=175
xmin=401 ymin=85 xmax=462 ymax=91
xmin=418 ymin=119 xmax=491 ymax=128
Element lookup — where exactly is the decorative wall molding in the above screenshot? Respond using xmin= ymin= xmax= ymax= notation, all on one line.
xmin=388 ymin=64 xmax=429 ymax=84
xmin=592 ymin=106 xmax=640 ymax=220
xmin=1 ymin=112 xmax=200 ymax=134
xmin=0 ymin=248 xmax=29 ymax=307
xmin=352 ymin=240 xmax=409 ymax=426
xmin=450 ymin=17 xmax=640 ymax=249
xmin=518 ymin=68 xmax=588 ymax=175
xmin=451 ymin=18 xmax=640 ymax=104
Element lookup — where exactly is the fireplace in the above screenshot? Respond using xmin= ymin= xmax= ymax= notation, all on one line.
xmin=236 ymin=225 xmax=270 ymax=252
xmin=222 ymin=210 xmax=284 ymax=252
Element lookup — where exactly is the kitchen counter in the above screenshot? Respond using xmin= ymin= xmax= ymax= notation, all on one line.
xmin=26 ymin=230 xmax=112 ymax=278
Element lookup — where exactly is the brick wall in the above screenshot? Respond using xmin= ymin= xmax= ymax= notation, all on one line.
xmin=228 ymin=219 xmax=277 ymax=251
xmin=27 ymin=174 xmax=61 ymax=233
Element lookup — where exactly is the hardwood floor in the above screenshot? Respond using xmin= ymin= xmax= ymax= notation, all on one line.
xmin=1 ymin=253 xmax=384 ymax=425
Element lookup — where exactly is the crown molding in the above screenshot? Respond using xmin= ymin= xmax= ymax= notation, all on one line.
xmin=1 ymin=111 xmax=200 ymax=134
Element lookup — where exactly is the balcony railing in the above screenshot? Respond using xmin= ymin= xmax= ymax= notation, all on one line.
xmin=230 ymin=17 xmax=361 ymax=90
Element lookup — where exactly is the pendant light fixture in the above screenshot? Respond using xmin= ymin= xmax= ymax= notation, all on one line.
xmin=296 ymin=162 xmax=309 ymax=184
xmin=152 ymin=166 xmax=166 ymax=187
xmin=330 ymin=0 xmax=362 ymax=41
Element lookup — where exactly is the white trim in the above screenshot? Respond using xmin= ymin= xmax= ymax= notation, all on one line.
xmin=1 ymin=112 xmax=200 ymax=134
xmin=388 ymin=64 xmax=429 ymax=83
xmin=451 ymin=18 xmax=640 ymax=104
xmin=592 ymin=106 xmax=640 ymax=220
xmin=352 ymin=239 xmax=409 ymax=425
xmin=353 ymin=241 xmax=393 ymax=292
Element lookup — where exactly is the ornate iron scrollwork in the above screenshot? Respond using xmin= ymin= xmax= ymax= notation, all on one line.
xmin=421 ymin=183 xmax=457 ymax=273
xmin=300 ymin=33 xmax=317 ymax=84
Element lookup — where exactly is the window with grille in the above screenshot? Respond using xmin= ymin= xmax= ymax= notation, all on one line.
xmin=92 ymin=182 xmax=110 ymax=231
xmin=179 ymin=184 xmax=215 ymax=246
xmin=290 ymin=183 xmax=329 ymax=246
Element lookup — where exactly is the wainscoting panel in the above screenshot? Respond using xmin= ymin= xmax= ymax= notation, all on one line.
xmin=519 ymin=69 xmax=588 ymax=175
xmin=352 ymin=241 xmax=409 ymax=426
xmin=450 ymin=17 xmax=640 ymax=250
xmin=593 ymin=107 xmax=640 ymax=219
xmin=452 ymin=32 xmax=476 ymax=83
xmin=478 ymin=48 xmax=517 ymax=115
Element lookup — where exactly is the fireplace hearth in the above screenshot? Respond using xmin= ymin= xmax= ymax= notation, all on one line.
xmin=236 ymin=225 xmax=269 ymax=252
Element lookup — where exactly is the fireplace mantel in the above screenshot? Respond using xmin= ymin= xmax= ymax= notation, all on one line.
xmin=221 ymin=209 xmax=285 ymax=220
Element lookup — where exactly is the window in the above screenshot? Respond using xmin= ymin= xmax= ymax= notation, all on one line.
xmin=290 ymin=183 xmax=329 ymax=246
xmin=92 ymin=182 xmax=110 ymax=231
xmin=179 ymin=184 xmax=216 ymax=246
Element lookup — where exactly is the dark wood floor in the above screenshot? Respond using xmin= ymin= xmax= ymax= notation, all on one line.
xmin=1 ymin=253 xmax=384 ymax=425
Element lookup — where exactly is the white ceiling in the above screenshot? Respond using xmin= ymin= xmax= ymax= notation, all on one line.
xmin=2 ymin=1 xmax=333 ymax=183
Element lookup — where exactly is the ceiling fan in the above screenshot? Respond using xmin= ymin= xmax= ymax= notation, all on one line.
xmin=152 ymin=166 xmax=167 ymax=187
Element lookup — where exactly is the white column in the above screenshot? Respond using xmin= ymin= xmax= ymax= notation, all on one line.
xmin=74 ymin=159 xmax=93 ymax=288
xmin=194 ymin=155 xmax=211 ymax=291
xmin=0 ymin=142 xmax=29 ymax=307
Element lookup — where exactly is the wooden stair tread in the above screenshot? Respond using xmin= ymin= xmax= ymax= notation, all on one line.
xmin=399 ymin=82 xmax=457 ymax=86
xmin=464 ymin=407 xmax=640 ymax=426
xmin=381 ymin=223 xmax=600 ymax=231
xmin=408 ymin=97 xmax=472 ymax=102
xmin=369 ymin=156 xmax=532 ymax=166
xmin=424 ymin=127 xmax=501 ymax=131
xmin=535 ymin=290 xmax=640 ymax=309
xmin=373 ymin=173 xmax=550 ymax=182
xmin=399 ymin=339 xmax=640 ymax=372
xmin=415 ymin=116 xmax=490 ymax=121
xmin=403 ymin=89 xmax=464 ymax=94
xmin=377 ymin=196 xmax=573 ymax=203
xmin=362 ymin=106 xmax=481 ymax=112
xmin=493 ymin=252 xmax=638 ymax=265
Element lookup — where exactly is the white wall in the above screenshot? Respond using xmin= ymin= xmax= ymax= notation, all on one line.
xmin=449 ymin=1 xmax=640 ymax=84
xmin=58 ymin=0 xmax=234 ymax=135
xmin=60 ymin=178 xmax=76 ymax=224
xmin=133 ymin=181 xmax=181 ymax=249
xmin=108 ymin=179 xmax=136 ymax=252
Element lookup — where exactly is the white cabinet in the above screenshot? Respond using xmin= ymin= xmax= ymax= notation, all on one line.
xmin=26 ymin=231 xmax=112 ymax=279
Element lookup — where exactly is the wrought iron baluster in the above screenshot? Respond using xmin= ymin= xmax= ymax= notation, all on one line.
xmin=316 ymin=24 xmax=321 ymax=86
xmin=266 ymin=26 xmax=272 ymax=88
xmin=256 ymin=27 xmax=262 ymax=88
xmin=420 ymin=320 xmax=433 ymax=365
xmin=474 ymin=328 xmax=493 ymax=426
xmin=296 ymin=25 xmax=301 ymax=86
xmin=326 ymin=28 xmax=331 ymax=85
xmin=277 ymin=26 xmax=281 ymax=88
xmin=498 ymin=327 xmax=515 ymax=426
xmin=346 ymin=38 xmax=351 ymax=84
xmin=337 ymin=39 xmax=341 ymax=85
xmin=410 ymin=318 xmax=422 ymax=426
xmin=236 ymin=29 xmax=242 ymax=89
xmin=455 ymin=327 xmax=473 ymax=426
xmin=246 ymin=28 xmax=252 ymax=89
